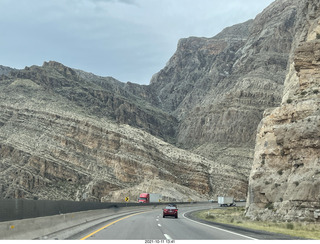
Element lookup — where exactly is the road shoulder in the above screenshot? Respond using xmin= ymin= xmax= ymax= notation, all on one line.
xmin=184 ymin=210 xmax=308 ymax=240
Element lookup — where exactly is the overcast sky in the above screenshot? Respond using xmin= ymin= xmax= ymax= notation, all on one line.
xmin=0 ymin=0 xmax=274 ymax=85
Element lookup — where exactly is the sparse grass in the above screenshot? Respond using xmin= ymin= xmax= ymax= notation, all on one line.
xmin=193 ymin=207 xmax=320 ymax=240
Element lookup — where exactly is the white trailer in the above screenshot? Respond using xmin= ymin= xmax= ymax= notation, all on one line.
xmin=149 ymin=193 xmax=162 ymax=203
xmin=218 ymin=196 xmax=235 ymax=207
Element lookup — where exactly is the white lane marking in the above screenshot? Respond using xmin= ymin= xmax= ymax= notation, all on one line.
xmin=183 ymin=211 xmax=257 ymax=240
xmin=158 ymin=224 xmax=162 ymax=227
xmin=164 ymin=234 xmax=172 ymax=240
xmin=156 ymin=219 xmax=159 ymax=221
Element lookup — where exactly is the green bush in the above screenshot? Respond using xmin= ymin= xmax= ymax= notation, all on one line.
xmin=206 ymin=214 xmax=215 ymax=220
xmin=286 ymin=223 xmax=294 ymax=230
xmin=265 ymin=202 xmax=274 ymax=210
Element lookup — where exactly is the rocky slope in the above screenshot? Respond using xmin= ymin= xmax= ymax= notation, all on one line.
xmin=246 ymin=0 xmax=320 ymax=221
xmin=149 ymin=0 xmax=298 ymax=150
xmin=4 ymin=61 xmax=178 ymax=143
xmin=0 ymin=62 xmax=246 ymax=202
xmin=0 ymin=65 xmax=16 ymax=76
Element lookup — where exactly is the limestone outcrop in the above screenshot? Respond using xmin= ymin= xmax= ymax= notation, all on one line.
xmin=246 ymin=0 xmax=320 ymax=221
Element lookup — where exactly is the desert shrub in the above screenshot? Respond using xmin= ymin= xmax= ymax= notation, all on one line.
xmin=206 ymin=214 xmax=215 ymax=220
xmin=286 ymin=223 xmax=294 ymax=230
xmin=265 ymin=202 xmax=274 ymax=210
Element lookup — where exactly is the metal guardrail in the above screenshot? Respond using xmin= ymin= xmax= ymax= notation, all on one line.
xmin=0 ymin=199 xmax=198 ymax=222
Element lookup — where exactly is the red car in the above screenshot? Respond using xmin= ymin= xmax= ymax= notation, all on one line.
xmin=163 ymin=206 xmax=178 ymax=218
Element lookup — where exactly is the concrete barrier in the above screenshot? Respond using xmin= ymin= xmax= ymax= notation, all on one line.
xmin=0 ymin=199 xmax=146 ymax=222
xmin=0 ymin=205 xmax=158 ymax=240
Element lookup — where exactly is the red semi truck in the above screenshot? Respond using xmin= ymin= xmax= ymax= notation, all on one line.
xmin=138 ymin=193 xmax=161 ymax=203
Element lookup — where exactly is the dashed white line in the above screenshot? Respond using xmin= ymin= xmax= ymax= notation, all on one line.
xmin=158 ymin=224 xmax=162 ymax=227
xmin=164 ymin=234 xmax=172 ymax=240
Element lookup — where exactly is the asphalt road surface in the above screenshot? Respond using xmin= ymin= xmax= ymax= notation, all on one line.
xmin=76 ymin=203 xmax=255 ymax=240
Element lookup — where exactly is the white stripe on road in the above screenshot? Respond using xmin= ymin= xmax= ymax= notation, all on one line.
xmin=158 ymin=224 xmax=161 ymax=227
xmin=164 ymin=234 xmax=172 ymax=240
xmin=183 ymin=211 xmax=257 ymax=240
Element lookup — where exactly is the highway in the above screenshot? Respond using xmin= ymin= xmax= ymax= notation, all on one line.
xmin=72 ymin=203 xmax=255 ymax=240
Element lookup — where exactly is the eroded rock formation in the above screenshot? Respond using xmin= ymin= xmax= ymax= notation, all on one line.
xmin=246 ymin=0 xmax=320 ymax=221
xmin=1 ymin=0 xmax=319 ymax=206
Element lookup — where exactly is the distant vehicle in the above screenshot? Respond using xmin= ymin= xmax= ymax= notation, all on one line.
xmin=218 ymin=196 xmax=236 ymax=207
xmin=163 ymin=206 xmax=178 ymax=218
xmin=150 ymin=193 xmax=162 ymax=203
xmin=167 ymin=203 xmax=177 ymax=207
xmin=138 ymin=193 xmax=149 ymax=203
xmin=138 ymin=193 xmax=162 ymax=203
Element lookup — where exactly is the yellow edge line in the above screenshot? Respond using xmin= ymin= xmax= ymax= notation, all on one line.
xmin=80 ymin=211 xmax=146 ymax=240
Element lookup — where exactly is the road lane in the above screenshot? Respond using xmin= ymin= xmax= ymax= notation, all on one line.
xmin=82 ymin=210 xmax=164 ymax=240
xmin=80 ymin=203 xmax=254 ymax=240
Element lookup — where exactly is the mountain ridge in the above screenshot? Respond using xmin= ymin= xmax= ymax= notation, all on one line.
xmin=1 ymin=0 xmax=319 ymax=214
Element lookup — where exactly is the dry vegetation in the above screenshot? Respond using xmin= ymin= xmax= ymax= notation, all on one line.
xmin=194 ymin=207 xmax=320 ymax=240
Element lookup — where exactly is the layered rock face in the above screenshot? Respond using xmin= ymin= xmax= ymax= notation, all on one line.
xmin=150 ymin=0 xmax=300 ymax=150
xmin=1 ymin=0 xmax=318 ymax=204
xmin=246 ymin=0 xmax=320 ymax=221
xmin=147 ymin=0 xmax=303 ymax=194
xmin=0 ymin=62 xmax=246 ymax=202
xmin=0 ymin=104 xmax=245 ymax=202
xmin=5 ymin=61 xmax=178 ymax=143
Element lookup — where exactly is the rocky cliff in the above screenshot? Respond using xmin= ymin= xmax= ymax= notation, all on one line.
xmin=149 ymin=0 xmax=299 ymax=150
xmin=147 ymin=0 xmax=302 ymax=194
xmin=246 ymin=0 xmax=320 ymax=221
